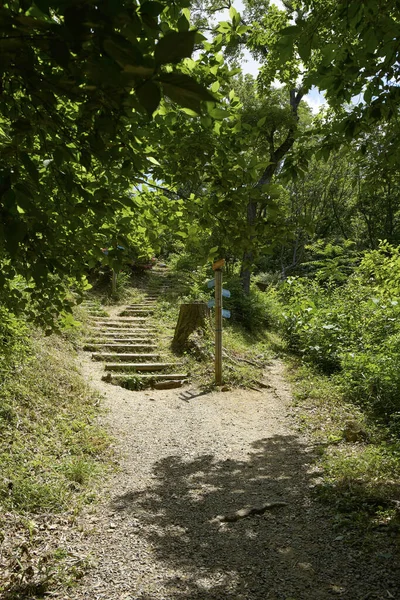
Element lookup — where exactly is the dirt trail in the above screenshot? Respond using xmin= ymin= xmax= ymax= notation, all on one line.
xmin=60 ymin=304 xmax=399 ymax=600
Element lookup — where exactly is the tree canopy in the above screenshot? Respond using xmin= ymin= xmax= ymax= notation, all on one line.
xmin=0 ymin=0 xmax=215 ymax=321
xmin=2 ymin=0 xmax=400 ymax=320
xmin=269 ymin=0 xmax=400 ymax=141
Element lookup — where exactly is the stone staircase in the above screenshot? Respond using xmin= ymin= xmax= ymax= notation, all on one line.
xmin=82 ymin=295 xmax=188 ymax=390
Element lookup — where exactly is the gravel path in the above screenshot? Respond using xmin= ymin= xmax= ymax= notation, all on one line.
xmin=59 ymin=351 xmax=399 ymax=600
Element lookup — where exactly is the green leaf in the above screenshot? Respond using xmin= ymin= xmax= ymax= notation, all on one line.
xmin=140 ymin=2 xmax=163 ymax=17
xmin=209 ymin=107 xmax=228 ymax=119
xmin=6 ymin=221 xmax=27 ymax=254
xmin=217 ymin=21 xmax=231 ymax=33
xmin=180 ymin=107 xmax=199 ymax=116
xmin=298 ymin=34 xmax=313 ymax=62
xmin=49 ymin=39 xmax=70 ymax=68
xmin=155 ymin=31 xmax=197 ymax=65
xmin=123 ymin=64 xmax=154 ymax=78
xmin=136 ymin=80 xmax=161 ymax=115
xmin=229 ymin=6 xmax=240 ymax=27
xmin=26 ymin=3 xmax=50 ymax=19
xmin=80 ymin=151 xmax=92 ymax=171
xmin=158 ymin=73 xmax=216 ymax=113
xmin=21 ymin=153 xmax=39 ymax=184
xmin=54 ymin=147 xmax=65 ymax=166
xmin=33 ymin=0 xmax=51 ymax=14
xmin=103 ymin=38 xmax=144 ymax=68
xmin=275 ymin=37 xmax=295 ymax=63
xmin=280 ymin=25 xmax=300 ymax=36
xmin=177 ymin=13 xmax=190 ymax=32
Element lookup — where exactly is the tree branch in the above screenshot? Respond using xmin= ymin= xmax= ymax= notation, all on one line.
xmin=256 ymin=85 xmax=306 ymax=187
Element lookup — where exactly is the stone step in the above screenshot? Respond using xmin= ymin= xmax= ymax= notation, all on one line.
xmin=105 ymin=362 xmax=181 ymax=372
xmin=90 ymin=325 xmax=156 ymax=331
xmin=82 ymin=304 xmax=104 ymax=309
xmin=84 ymin=343 xmax=157 ymax=352
xmin=127 ymin=301 xmax=157 ymax=305
xmin=92 ymin=352 xmax=160 ymax=361
xmin=91 ymin=318 xmax=148 ymax=325
xmin=123 ymin=308 xmax=155 ymax=312
xmin=120 ymin=306 xmax=154 ymax=311
xmin=87 ymin=337 xmax=154 ymax=343
xmin=91 ymin=323 xmax=150 ymax=329
xmin=103 ymin=373 xmax=188 ymax=383
xmin=90 ymin=323 xmax=155 ymax=330
xmin=119 ymin=309 xmax=154 ymax=316
xmin=86 ymin=335 xmax=153 ymax=342
xmin=89 ymin=328 xmax=156 ymax=335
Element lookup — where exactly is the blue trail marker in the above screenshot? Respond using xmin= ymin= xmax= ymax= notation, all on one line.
xmin=207 ymin=279 xmax=215 ymax=289
xmin=222 ymin=288 xmax=231 ymax=298
xmin=208 ymin=299 xmax=215 ymax=308
xmin=222 ymin=309 xmax=231 ymax=319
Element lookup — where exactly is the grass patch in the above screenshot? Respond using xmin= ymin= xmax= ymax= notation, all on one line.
xmin=0 ymin=325 xmax=111 ymax=598
xmin=287 ymin=360 xmax=400 ymax=531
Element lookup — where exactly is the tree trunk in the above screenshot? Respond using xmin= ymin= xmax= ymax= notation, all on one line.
xmin=172 ymin=302 xmax=210 ymax=353
xmin=241 ymin=200 xmax=257 ymax=294
xmin=240 ymin=87 xmax=306 ymax=294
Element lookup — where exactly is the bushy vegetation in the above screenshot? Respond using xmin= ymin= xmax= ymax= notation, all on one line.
xmin=274 ymin=242 xmax=400 ymax=434
xmin=0 ymin=326 xmax=109 ymax=511
xmin=168 ymin=254 xmax=277 ymax=333
xmin=0 ymin=307 xmax=110 ymax=597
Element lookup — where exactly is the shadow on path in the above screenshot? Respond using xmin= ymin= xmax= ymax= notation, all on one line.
xmin=110 ymin=434 xmax=399 ymax=599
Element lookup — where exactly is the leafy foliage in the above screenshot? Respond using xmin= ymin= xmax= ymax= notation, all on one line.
xmin=275 ymin=0 xmax=400 ymax=126
xmin=0 ymin=0 xmax=215 ymax=321
xmin=276 ymin=242 xmax=400 ymax=432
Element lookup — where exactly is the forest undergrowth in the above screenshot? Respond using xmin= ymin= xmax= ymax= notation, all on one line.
xmin=0 ymin=310 xmax=112 ymax=599
xmin=265 ymin=242 xmax=400 ymax=534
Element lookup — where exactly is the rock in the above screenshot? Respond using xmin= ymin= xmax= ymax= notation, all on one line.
xmin=255 ymin=380 xmax=271 ymax=389
xmin=153 ymin=380 xmax=185 ymax=390
xmin=221 ymin=385 xmax=230 ymax=392
xmin=343 ymin=420 xmax=368 ymax=442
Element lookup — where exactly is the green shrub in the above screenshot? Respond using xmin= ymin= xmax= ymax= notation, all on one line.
xmin=221 ymin=274 xmax=278 ymax=332
xmin=167 ymin=251 xmax=196 ymax=273
xmin=338 ymin=333 xmax=400 ymax=432
xmin=278 ymin=276 xmax=344 ymax=372
xmin=276 ymin=242 xmax=400 ymax=429
xmin=0 ymin=306 xmax=30 ymax=378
